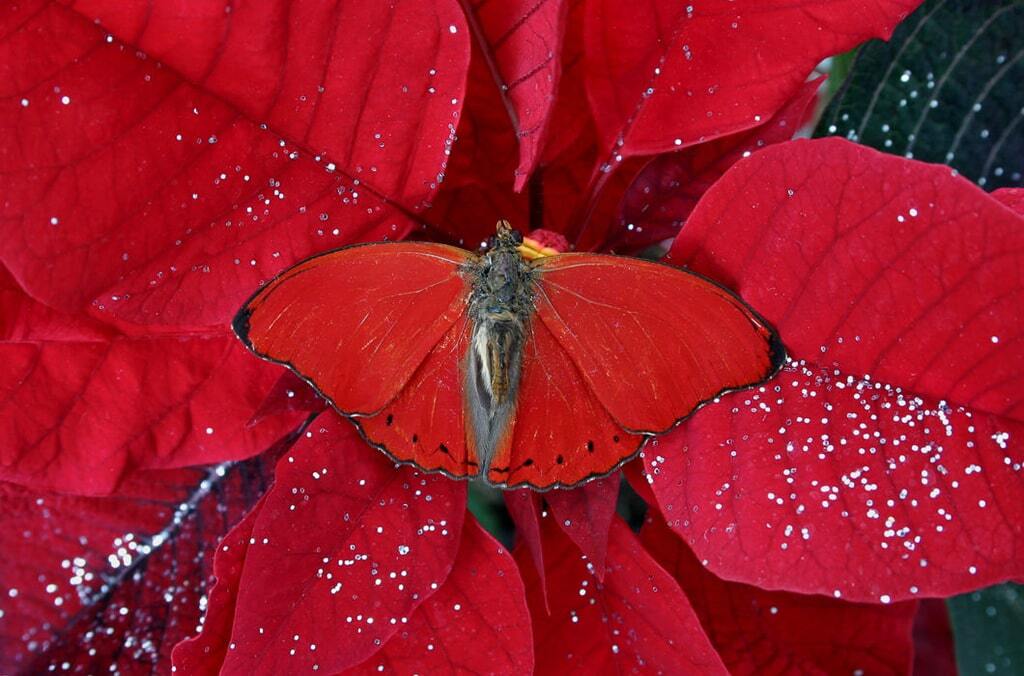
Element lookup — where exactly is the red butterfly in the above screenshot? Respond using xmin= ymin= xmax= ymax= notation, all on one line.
xmin=233 ymin=222 xmax=784 ymax=490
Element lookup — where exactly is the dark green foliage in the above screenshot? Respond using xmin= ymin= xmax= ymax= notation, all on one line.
xmin=948 ymin=584 xmax=1024 ymax=674
xmin=817 ymin=0 xmax=1024 ymax=190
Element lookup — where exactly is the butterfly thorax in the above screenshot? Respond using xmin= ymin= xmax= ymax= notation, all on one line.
xmin=467 ymin=240 xmax=535 ymax=407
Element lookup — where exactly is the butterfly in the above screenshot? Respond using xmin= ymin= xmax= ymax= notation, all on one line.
xmin=233 ymin=221 xmax=784 ymax=490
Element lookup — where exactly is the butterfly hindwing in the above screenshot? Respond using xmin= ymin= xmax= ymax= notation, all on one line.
xmin=533 ymin=253 xmax=783 ymax=434
xmin=359 ymin=314 xmax=480 ymax=478
xmin=234 ymin=242 xmax=474 ymax=416
xmin=486 ymin=314 xmax=644 ymax=489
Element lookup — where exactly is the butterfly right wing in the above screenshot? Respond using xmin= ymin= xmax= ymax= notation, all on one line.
xmin=532 ymin=253 xmax=784 ymax=434
xmin=234 ymin=242 xmax=475 ymax=417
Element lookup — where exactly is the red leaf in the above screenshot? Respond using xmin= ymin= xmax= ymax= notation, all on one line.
xmin=0 ymin=1 xmax=467 ymax=328
xmin=622 ymin=457 xmax=658 ymax=508
xmin=519 ymin=515 xmax=727 ymax=674
xmin=583 ymin=0 xmax=919 ymax=159
xmin=546 ymin=473 xmax=619 ymax=577
xmin=172 ymin=497 xmax=266 ymax=676
xmin=463 ymin=0 xmax=569 ymax=190
xmin=993 ymin=187 xmax=1024 ymax=214
xmin=347 ymin=516 xmax=534 ymax=674
xmin=249 ymin=371 xmax=325 ymax=428
xmin=655 ymin=138 xmax=1024 ymax=601
xmin=642 ymin=513 xmax=917 ymax=674
xmin=539 ymin=0 xmax=593 ymax=164
xmin=606 ymin=76 xmax=825 ymax=252
xmin=1 ymin=270 xmax=297 ymax=494
xmin=220 ymin=413 xmax=467 ymax=674
xmin=175 ymin=506 xmax=532 ymax=675
xmin=421 ymin=43 xmax=530 ymax=247
xmin=912 ymin=599 xmax=957 ymax=676
xmin=0 ymin=452 xmax=280 ymax=673
xmin=0 ymin=265 xmax=109 ymax=342
xmin=422 ymin=3 xmax=621 ymax=246
xmin=504 ymin=489 xmax=548 ymax=608
xmin=70 ymin=0 xmax=468 ymax=212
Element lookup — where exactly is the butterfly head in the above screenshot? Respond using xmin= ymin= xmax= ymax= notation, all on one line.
xmin=488 ymin=220 xmax=524 ymax=252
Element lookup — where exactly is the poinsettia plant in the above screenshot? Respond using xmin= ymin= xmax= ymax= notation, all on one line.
xmin=2 ymin=0 xmax=1022 ymax=674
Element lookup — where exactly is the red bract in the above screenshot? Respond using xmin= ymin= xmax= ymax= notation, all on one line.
xmin=642 ymin=513 xmax=917 ymax=674
xmin=608 ymin=76 xmax=824 ymax=252
xmin=0 ymin=266 xmax=298 ymax=494
xmin=657 ymin=138 xmax=1024 ymax=602
xmin=174 ymin=495 xmax=532 ymax=676
xmin=463 ymin=0 xmax=569 ymax=191
xmin=0 ymin=457 xmax=277 ymax=673
xmin=1 ymin=1 xmax=466 ymax=328
xmin=504 ymin=489 xmax=548 ymax=607
xmin=520 ymin=516 xmax=727 ymax=674
xmin=545 ymin=473 xmax=619 ymax=577
xmin=912 ymin=599 xmax=958 ymax=676
xmin=216 ymin=414 xmax=467 ymax=674
xmin=4 ymin=0 xmax=1014 ymax=672
xmin=347 ymin=518 xmax=534 ymax=674
xmin=172 ymin=498 xmax=266 ymax=676
xmin=583 ymin=0 xmax=916 ymax=158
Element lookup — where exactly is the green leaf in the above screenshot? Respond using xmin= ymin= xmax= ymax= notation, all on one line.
xmin=947 ymin=584 xmax=1024 ymax=675
xmin=815 ymin=0 xmax=1023 ymax=190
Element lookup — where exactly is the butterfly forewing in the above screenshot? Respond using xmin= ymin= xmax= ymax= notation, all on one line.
xmin=234 ymin=243 xmax=475 ymax=416
xmin=533 ymin=254 xmax=783 ymax=434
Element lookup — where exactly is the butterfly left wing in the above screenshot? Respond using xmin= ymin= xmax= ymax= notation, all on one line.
xmin=235 ymin=241 xmax=482 ymax=479
xmin=532 ymin=253 xmax=784 ymax=435
xmin=234 ymin=242 xmax=474 ymax=417
xmin=358 ymin=314 xmax=479 ymax=478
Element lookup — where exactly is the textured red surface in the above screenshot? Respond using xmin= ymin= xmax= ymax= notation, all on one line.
xmin=583 ymin=0 xmax=918 ymax=158
xmin=3 ymin=0 xmax=1017 ymax=672
xmin=520 ymin=516 xmax=727 ymax=675
xmin=546 ymin=473 xmax=619 ymax=576
xmin=607 ymin=76 xmax=826 ymax=252
xmin=0 ymin=265 xmax=297 ymax=494
xmin=642 ymin=513 xmax=917 ymax=674
xmin=219 ymin=414 xmax=466 ymax=674
xmin=463 ymin=0 xmax=569 ymax=191
xmin=347 ymin=517 xmax=534 ymax=674
xmin=657 ymin=138 xmax=1024 ymax=601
